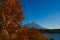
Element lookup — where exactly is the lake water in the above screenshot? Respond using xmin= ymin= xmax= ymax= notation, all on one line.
xmin=44 ymin=33 xmax=60 ymax=40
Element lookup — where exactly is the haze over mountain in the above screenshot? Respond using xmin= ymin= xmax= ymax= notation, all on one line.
xmin=24 ymin=21 xmax=46 ymax=29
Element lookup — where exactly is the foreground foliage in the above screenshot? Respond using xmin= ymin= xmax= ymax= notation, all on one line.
xmin=0 ymin=0 xmax=52 ymax=40
xmin=0 ymin=27 xmax=52 ymax=40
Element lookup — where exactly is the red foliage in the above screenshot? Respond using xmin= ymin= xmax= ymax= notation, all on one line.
xmin=0 ymin=0 xmax=51 ymax=40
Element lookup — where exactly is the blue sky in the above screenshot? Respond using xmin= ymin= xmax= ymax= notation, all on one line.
xmin=21 ymin=0 xmax=60 ymax=29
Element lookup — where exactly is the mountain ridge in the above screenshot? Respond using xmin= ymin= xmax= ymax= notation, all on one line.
xmin=23 ymin=21 xmax=46 ymax=29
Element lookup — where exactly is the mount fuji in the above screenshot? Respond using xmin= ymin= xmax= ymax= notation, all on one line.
xmin=24 ymin=21 xmax=46 ymax=29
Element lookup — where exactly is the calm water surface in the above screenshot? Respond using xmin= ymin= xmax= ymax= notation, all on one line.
xmin=45 ymin=33 xmax=60 ymax=40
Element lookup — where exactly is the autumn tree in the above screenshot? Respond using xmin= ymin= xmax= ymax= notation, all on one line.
xmin=0 ymin=0 xmax=24 ymax=40
xmin=0 ymin=0 xmax=53 ymax=40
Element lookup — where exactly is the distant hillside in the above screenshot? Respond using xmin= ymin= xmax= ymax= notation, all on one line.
xmin=24 ymin=21 xmax=45 ymax=29
xmin=23 ymin=21 xmax=60 ymax=33
xmin=38 ymin=29 xmax=60 ymax=33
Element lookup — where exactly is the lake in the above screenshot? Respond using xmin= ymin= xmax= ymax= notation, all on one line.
xmin=44 ymin=33 xmax=60 ymax=40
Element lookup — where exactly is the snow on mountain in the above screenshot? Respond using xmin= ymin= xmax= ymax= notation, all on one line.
xmin=24 ymin=21 xmax=46 ymax=29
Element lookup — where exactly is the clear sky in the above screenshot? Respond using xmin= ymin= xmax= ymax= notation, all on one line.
xmin=21 ymin=0 xmax=60 ymax=29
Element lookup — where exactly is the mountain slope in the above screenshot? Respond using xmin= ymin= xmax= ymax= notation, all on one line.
xmin=24 ymin=21 xmax=45 ymax=29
